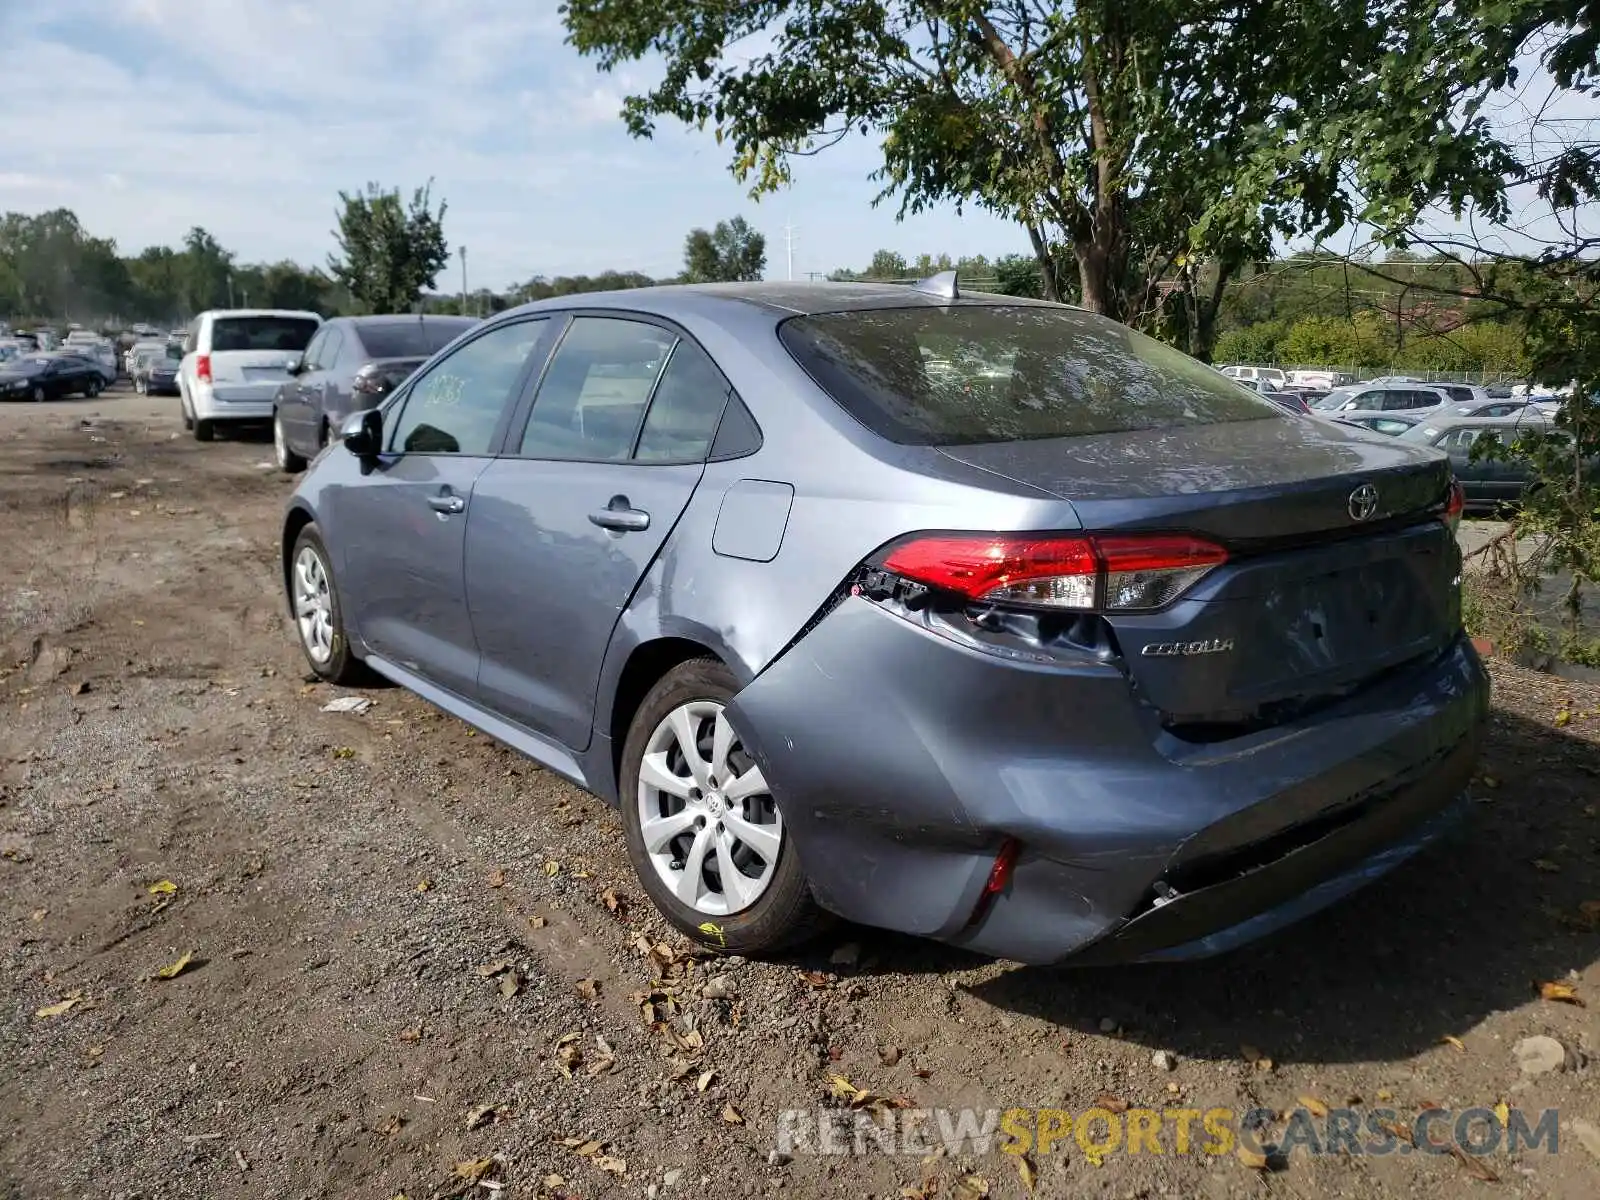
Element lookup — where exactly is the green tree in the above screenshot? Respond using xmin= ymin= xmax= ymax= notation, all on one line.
xmin=564 ymin=1 xmax=1508 ymax=359
xmin=328 ymin=181 xmax=450 ymax=313
xmin=255 ymin=261 xmax=332 ymax=312
xmin=682 ymin=216 xmax=766 ymax=282
xmin=179 ymin=226 xmax=234 ymax=314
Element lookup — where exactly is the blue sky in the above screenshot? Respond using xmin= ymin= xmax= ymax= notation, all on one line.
xmin=0 ymin=0 xmax=1026 ymax=289
xmin=1 ymin=3 xmax=1588 ymax=292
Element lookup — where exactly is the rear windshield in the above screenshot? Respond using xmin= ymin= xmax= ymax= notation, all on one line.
xmin=211 ymin=316 xmax=319 ymax=353
xmin=355 ymin=318 xmax=477 ymax=359
xmin=778 ymin=304 xmax=1277 ymax=445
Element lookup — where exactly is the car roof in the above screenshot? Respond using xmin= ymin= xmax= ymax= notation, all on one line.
xmin=202 ymin=308 xmax=322 ymax=320
xmin=502 ymin=281 xmax=1062 ymax=322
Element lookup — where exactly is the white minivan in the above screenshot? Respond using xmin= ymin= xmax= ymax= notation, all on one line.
xmin=178 ymin=309 xmax=323 ymax=441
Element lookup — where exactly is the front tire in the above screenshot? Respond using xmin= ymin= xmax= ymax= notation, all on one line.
xmin=620 ymin=658 xmax=824 ymax=955
xmin=30 ymin=385 xmax=45 ymax=403
xmin=84 ymin=379 xmax=102 ymax=398
xmin=289 ymin=524 xmax=365 ymax=684
xmin=135 ymin=378 xmax=147 ymax=395
xmin=274 ymin=411 xmax=307 ymax=474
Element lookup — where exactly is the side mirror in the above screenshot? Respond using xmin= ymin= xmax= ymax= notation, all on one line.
xmin=286 ymin=359 xmax=305 ymax=376
xmin=341 ymin=408 xmax=383 ymax=457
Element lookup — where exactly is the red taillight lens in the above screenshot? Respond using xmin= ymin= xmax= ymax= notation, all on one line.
xmin=1442 ymin=479 xmax=1464 ymax=531
xmin=879 ymin=532 xmax=1227 ymax=613
xmin=194 ymin=353 xmax=211 ymax=383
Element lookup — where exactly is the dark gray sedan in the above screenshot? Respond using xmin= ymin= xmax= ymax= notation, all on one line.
xmin=271 ymin=315 xmax=481 ymax=471
xmin=279 ymin=281 xmax=1487 ymax=964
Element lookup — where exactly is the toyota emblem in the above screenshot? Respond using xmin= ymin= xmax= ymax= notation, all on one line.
xmin=1348 ymin=483 xmax=1380 ymax=522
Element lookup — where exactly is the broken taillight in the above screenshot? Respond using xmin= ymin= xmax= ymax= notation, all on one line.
xmin=1442 ymin=479 xmax=1465 ymax=533
xmin=877 ymin=532 xmax=1227 ymax=613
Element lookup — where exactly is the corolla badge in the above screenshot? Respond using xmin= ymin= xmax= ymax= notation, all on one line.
xmin=1347 ymin=482 xmax=1380 ymax=522
xmin=1140 ymin=638 xmax=1235 ymax=657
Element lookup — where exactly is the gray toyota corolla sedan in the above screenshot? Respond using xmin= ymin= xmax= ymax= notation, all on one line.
xmin=280 ymin=278 xmax=1487 ymax=964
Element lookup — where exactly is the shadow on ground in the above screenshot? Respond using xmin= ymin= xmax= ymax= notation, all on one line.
xmin=819 ymin=707 xmax=1599 ymax=1066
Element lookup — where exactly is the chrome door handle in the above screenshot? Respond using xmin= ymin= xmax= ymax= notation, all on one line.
xmin=588 ymin=504 xmax=650 ymax=532
xmin=428 ymin=493 xmax=466 ymax=515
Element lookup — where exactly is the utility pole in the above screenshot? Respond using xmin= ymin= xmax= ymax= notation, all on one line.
xmin=460 ymin=246 xmax=469 ymax=316
xmin=783 ymin=219 xmax=798 ymax=282
xmin=226 ymin=272 xmax=234 ymax=308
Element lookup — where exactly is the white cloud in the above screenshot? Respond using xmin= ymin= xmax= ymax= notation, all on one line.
xmin=0 ymin=0 xmax=1026 ymax=286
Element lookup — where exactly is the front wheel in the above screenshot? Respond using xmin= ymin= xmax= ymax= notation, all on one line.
xmin=85 ymin=379 xmax=102 ymax=397
xmin=30 ymin=385 xmax=45 ymax=403
xmin=289 ymin=524 xmax=365 ymax=684
xmin=620 ymin=658 xmax=825 ymax=955
xmin=134 ymin=378 xmax=147 ymax=395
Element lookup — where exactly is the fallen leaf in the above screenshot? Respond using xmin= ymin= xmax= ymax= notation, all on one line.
xmin=527 ymin=915 xmax=548 ymax=930
xmin=801 ymin=970 xmax=830 ymax=987
xmin=29 ymin=909 xmax=46 ymax=922
xmin=954 ymin=1175 xmax=990 ymax=1199
xmin=556 ymin=1041 xmax=583 ymax=1077
xmin=544 ymin=861 xmax=561 ymax=877
xmin=1094 ymin=1093 xmax=1131 ymax=1114
xmin=414 ymin=879 xmax=431 ymax=893
xmin=1441 ymin=1035 xmax=1466 ymax=1053
xmin=147 ymin=879 xmax=178 ymax=895
xmin=1539 ymin=980 xmax=1585 ymax=1006
xmin=828 ymin=1074 xmax=860 ymax=1101
xmin=476 ymin=958 xmax=513 ymax=978
xmin=1480 ymin=774 xmax=1499 ymax=788
xmin=1239 ymin=1043 xmax=1273 ymax=1071
xmin=575 ymin=1139 xmax=604 ymax=1156
xmin=487 ymin=867 xmax=507 ymax=888
xmin=398 ymin=1025 xmax=423 ymax=1043
xmin=1555 ymin=709 xmax=1573 ymax=727
xmin=154 ymin=951 xmax=195 ymax=980
xmin=454 ymin=1158 xmax=496 ymax=1183
xmin=697 ymin=1069 xmax=716 ymax=1093
xmin=466 ymin=1103 xmax=499 ymax=1130
xmin=34 ymin=997 xmax=79 ymax=1019
xmin=913 ymin=1067 xmax=933 ymax=1079
xmin=722 ymin=1102 xmax=744 ymax=1124
xmin=573 ymin=869 xmax=593 ymax=879
xmin=576 ymin=977 xmax=602 ymax=1002
xmin=595 ymin=1155 xmax=627 ymax=1176
xmin=499 ymin=972 xmax=524 ymax=1000
xmin=543 ymin=1177 xmax=566 ymax=1191
xmin=600 ymin=887 xmax=625 ymax=915
xmin=1015 ymin=1153 xmax=1037 ymax=1194
xmin=1533 ymin=858 xmax=1562 ymax=873
xmin=1449 ymin=1144 xmax=1499 ymax=1182
xmin=1236 ymin=1146 xmax=1270 ymax=1170
xmin=1299 ymin=1095 xmax=1330 ymax=1119
xmin=879 ymin=1046 xmax=902 ymax=1066
xmin=376 ymin=1114 xmax=406 ymax=1136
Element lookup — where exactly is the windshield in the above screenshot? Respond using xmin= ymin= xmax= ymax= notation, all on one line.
xmin=778 ymin=304 xmax=1278 ymax=446
xmin=211 ymin=316 xmax=319 ymax=352
xmin=356 ymin=318 xmax=477 ymax=359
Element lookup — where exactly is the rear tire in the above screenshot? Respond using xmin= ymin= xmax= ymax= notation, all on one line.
xmin=620 ymin=658 xmax=826 ymax=956
xmin=193 ymin=418 xmax=214 ymax=442
xmin=274 ymin=411 xmax=307 ymax=474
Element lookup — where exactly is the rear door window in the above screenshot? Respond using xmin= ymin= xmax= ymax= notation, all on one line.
xmin=210 ymin=316 xmax=320 ymax=353
xmin=778 ymin=304 xmax=1275 ymax=446
xmin=518 ymin=317 xmax=676 ymax=460
xmin=633 ymin=338 xmax=731 ymax=462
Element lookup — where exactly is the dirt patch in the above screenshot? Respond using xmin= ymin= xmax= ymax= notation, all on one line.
xmin=1 ymin=389 xmax=1597 ymax=1199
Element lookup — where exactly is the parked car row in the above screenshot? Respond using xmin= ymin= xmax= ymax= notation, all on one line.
xmin=0 ymin=350 xmax=109 ymax=401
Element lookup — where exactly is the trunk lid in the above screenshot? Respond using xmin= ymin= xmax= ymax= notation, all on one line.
xmin=938 ymin=418 xmax=1461 ymax=728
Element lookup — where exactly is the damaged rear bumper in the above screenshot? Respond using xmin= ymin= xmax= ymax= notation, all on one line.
xmin=726 ymin=596 xmax=1488 ymax=966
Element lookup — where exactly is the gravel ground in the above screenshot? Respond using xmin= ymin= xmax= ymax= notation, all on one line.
xmin=1 ymin=388 xmax=1598 ymax=1200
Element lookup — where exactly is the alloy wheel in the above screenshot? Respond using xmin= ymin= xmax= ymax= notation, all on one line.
xmin=636 ymin=701 xmax=782 ymax=916
xmin=292 ymin=545 xmax=335 ymax=664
